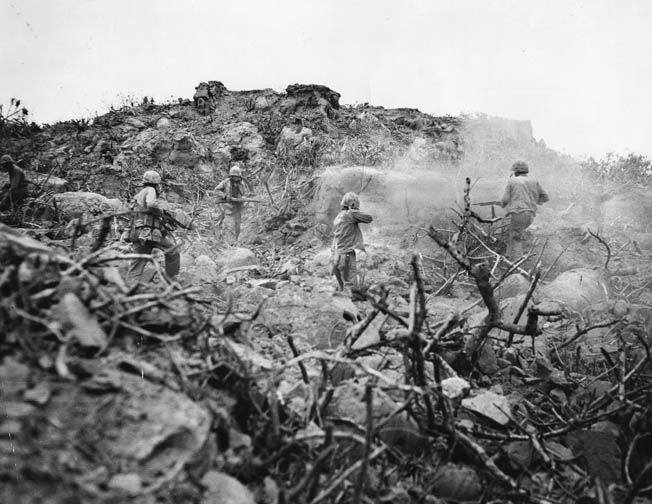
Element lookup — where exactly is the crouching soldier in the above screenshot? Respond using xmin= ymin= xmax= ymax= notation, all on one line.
xmin=500 ymin=161 xmax=549 ymax=260
xmin=331 ymin=192 xmax=373 ymax=296
xmin=127 ymin=170 xmax=180 ymax=283
xmin=0 ymin=154 xmax=28 ymax=212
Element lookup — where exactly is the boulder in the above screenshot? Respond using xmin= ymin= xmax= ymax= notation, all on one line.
xmin=26 ymin=171 xmax=68 ymax=193
xmin=169 ymin=132 xmax=206 ymax=168
xmin=462 ymin=389 xmax=511 ymax=426
xmin=222 ymin=122 xmax=265 ymax=152
xmin=0 ymin=170 xmax=68 ymax=194
xmin=215 ymin=247 xmax=258 ymax=270
xmin=327 ymin=380 xmax=397 ymax=424
xmin=1 ymin=370 xmax=211 ymax=500
xmin=285 ymin=84 xmax=341 ymax=111
xmin=124 ymin=117 xmax=146 ymax=129
xmin=120 ymin=128 xmax=173 ymax=163
xmin=156 ymin=117 xmax=172 ymax=129
xmin=306 ymin=248 xmax=332 ymax=274
xmin=107 ymin=473 xmax=142 ymax=495
xmin=53 ymin=191 xmax=125 ymax=219
xmin=0 ymin=357 xmax=30 ymax=395
xmin=496 ymin=274 xmax=530 ymax=300
xmin=430 ymin=463 xmax=482 ymax=502
xmin=201 ymin=471 xmax=255 ymax=504
xmin=539 ymin=268 xmax=609 ymax=314
xmin=193 ymin=254 xmax=220 ymax=280
xmin=277 ymin=125 xmax=313 ymax=150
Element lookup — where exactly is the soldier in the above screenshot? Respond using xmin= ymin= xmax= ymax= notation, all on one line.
xmin=0 ymin=154 xmax=28 ymax=211
xmin=500 ymin=161 xmax=549 ymax=260
xmin=127 ymin=170 xmax=180 ymax=283
xmin=215 ymin=164 xmax=253 ymax=243
xmin=331 ymin=192 xmax=373 ymax=296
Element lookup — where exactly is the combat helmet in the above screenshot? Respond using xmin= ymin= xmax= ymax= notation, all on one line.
xmin=341 ymin=192 xmax=360 ymax=210
xmin=142 ymin=170 xmax=162 ymax=184
xmin=229 ymin=165 xmax=243 ymax=177
xmin=0 ymin=154 xmax=16 ymax=165
xmin=511 ymin=161 xmax=529 ymax=174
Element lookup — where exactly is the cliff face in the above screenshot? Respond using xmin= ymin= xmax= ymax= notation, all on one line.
xmin=1 ymin=81 xmax=590 ymax=259
xmin=1 ymin=82 xmax=576 ymax=200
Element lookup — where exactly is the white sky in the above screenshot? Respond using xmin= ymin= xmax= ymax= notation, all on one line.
xmin=3 ymin=0 xmax=652 ymax=159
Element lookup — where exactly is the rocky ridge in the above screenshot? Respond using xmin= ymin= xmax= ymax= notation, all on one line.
xmin=1 ymin=82 xmax=652 ymax=504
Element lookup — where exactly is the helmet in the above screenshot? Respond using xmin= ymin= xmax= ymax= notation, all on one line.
xmin=142 ymin=170 xmax=162 ymax=184
xmin=1 ymin=154 xmax=15 ymax=165
xmin=511 ymin=161 xmax=529 ymax=174
xmin=341 ymin=192 xmax=360 ymax=209
xmin=229 ymin=165 xmax=243 ymax=177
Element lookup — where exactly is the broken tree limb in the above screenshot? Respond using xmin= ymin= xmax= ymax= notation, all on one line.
xmin=588 ymin=228 xmax=612 ymax=270
xmin=507 ymin=271 xmax=541 ymax=346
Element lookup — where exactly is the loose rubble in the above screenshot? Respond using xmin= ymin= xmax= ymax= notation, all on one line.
xmin=1 ymin=80 xmax=651 ymax=504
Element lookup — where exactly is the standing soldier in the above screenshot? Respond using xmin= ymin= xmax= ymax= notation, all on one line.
xmin=127 ymin=170 xmax=180 ymax=283
xmin=0 ymin=154 xmax=28 ymax=212
xmin=215 ymin=163 xmax=253 ymax=243
xmin=331 ymin=192 xmax=373 ymax=296
xmin=500 ymin=161 xmax=549 ymax=260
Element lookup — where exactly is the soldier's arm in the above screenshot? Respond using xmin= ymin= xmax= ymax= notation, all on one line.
xmin=500 ymin=183 xmax=511 ymax=208
xmin=537 ymin=184 xmax=550 ymax=204
xmin=215 ymin=179 xmax=228 ymax=199
xmin=351 ymin=210 xmax=373 ymax=223
xmin=242 ymin=177 xmax=255 ymax=195
xmin=142 ymin=187 xmax=158 ymax=209
xmin=9 ymin=168 xmax=25 ymax=190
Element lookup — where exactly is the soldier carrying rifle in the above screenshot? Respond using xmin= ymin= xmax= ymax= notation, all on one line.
xmin=127 ymin=170 xmax=190 ymax=283
xmin=214 ymin=163 xmax=258 ymax=243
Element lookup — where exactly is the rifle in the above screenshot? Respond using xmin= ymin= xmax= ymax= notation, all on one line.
xmin=216 ymin=197 xmax=263 ymax=204
xmin=145 ymin=208 xmax=192 ymax=230
xmin=472 ymin=200 xmax=502 ymax=207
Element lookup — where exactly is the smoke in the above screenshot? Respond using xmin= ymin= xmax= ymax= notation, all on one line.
xmin=312 ymin=114 xmax=612 ymax=255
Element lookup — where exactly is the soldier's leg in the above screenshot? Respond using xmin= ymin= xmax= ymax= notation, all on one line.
xmin=128 ymin=241 xmax=154 ymax=283
xmin=342 ymin=251 xmax=357 ymax=290
xmin=159 ymin=237 xmax=181 ymax=278
xmin=331 ymin=253 xmax=344 ymax=290
xmin=507 ymin=213 xmax=533 ymax=260
xmin=233 ymin=204 xmax=242 ymax=242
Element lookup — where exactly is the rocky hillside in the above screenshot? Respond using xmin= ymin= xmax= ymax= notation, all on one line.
xmin=2 ymin=82 xmax=652 ymax=504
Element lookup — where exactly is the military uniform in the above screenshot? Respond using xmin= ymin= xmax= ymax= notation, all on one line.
xmin=215 ymin=166 xmax=251 ymax=242
xmin=128 ymin=178 xmax=180 ymax=282
xmin=331 ymin=193 xmax=373 ymax=292
xmin=500 ymin=163 xmax=549 ymax=260
xmin=0 ymin=155 xmax=28 ymax=211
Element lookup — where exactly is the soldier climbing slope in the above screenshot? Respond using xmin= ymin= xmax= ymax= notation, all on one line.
xmin=0 ymin=154 xmax=28 ymax=212
xmin=127 ymin=170 xmax=181 ymax=283
xmin=500 ymin=161 xmax=549 ymax=260
xmin=331 ymin=192 xmax=373 ymax=296
xmin=214 ymin=163 xmax=254 ymax=243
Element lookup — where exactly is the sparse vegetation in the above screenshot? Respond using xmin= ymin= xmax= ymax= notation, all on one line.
xmin=581 ymin=152 xmax=652 ymax=185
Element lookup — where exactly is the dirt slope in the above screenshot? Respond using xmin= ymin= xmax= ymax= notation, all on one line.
xmin=1 ymin=82 xmax=652 ymax=504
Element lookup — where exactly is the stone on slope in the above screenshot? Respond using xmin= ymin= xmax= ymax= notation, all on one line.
xmin=215 ymin=247 xmax=258 ymax=270
xmin=52 ymin=191 xmax=125 ymax=219
xmin=194 ymin=254 xmax=220 ymax=280
xmin=201 ymin=471 xmax=255 ymax=504
xmin=539 ymin=268 xmax=609 ymax=314
xmin=259 ymin=282 xmax=355 ymax=349
xmin=462 ymin=390 xmax=511 ymax=426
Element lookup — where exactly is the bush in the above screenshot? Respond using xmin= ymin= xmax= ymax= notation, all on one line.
xmin=581 ymin=152 xmax=652 ymax=185
xmin=0 ymin=98 xmax=39 ymax=138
